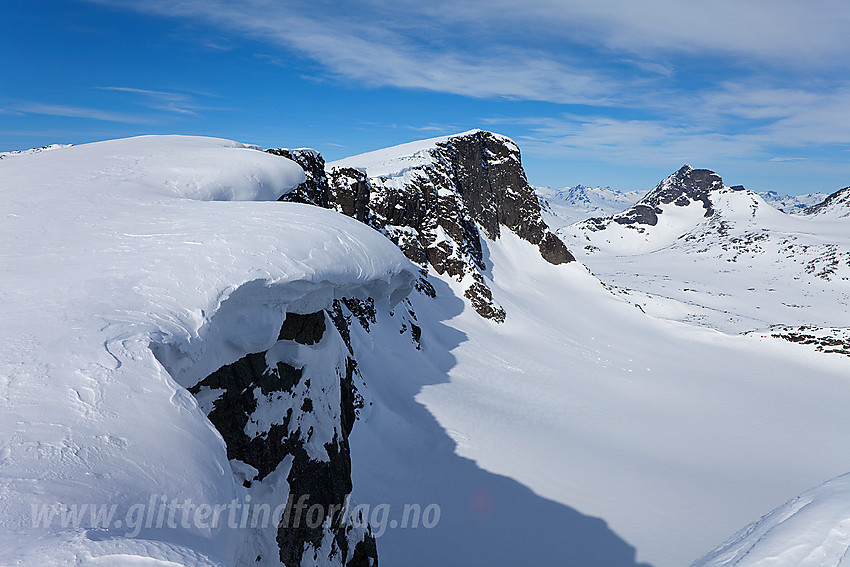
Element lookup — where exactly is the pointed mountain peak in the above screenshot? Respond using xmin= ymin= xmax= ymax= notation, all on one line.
xmin=643 ymin=165 xmax=725 ymax=216
xmin=582 ymin=165 xmax=726 ymax=231
xmin=662 ymin=165 xmax=723 ymax=192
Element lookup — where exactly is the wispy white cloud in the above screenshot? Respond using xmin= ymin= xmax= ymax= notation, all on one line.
xmin=85 ymin=0 xmax=622 ymax=105
xmin=398 ymin=0 xmax=850 ymax=68
xmin=96 ymin=86 xmax=205 ymax=116
xmin=488 ymin=82 xmax=850 ymax=167
xmin=83 ymin=0 xmax=850 ymax=180
xmin=14 ymin=103 xmax=150 ymax=123
xmin=85 ymin=0 xmax=850 ymax=108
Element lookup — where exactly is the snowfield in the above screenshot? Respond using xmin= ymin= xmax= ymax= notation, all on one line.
xmin=692 ymin=472 xmax=850 ymax=567
xmin=561 ymin=181 xmax=850 ymax=334
xmin=0 ymin=136 xmax=415 ymax=565
xmin=347 ymin=229 xmax=850 ymax=567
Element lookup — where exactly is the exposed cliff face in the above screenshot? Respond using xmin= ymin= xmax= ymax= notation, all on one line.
xmin=189 ymin=309 xmax=378 ymax=567
xmin=288 ymin=130 xmax=576 ymax=321
xmin=266 ymin=148 xmax=329 ymax=208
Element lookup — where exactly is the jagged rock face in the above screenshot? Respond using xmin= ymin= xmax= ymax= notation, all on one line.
xmin=326 ymin=167 xmax=373 ymax=225
xmin=266 ymin=131 xmax=573 ymax=323
xmin=805 ymin=186 xmax=850 ymax=217
xmin=447 ymin=132 xmax=573 ymax=265
xmin=374 ymin=130 xmax=574 ymax=267
xmin=320 ymin=131 xmax=573 ymax=321
xmin=588 ymin=165 xmax=723 ymax=230
xmin=267 ymin=149 xmax=329 ymax=208
xmin=189 ymin=310 xmax=377 ymax=567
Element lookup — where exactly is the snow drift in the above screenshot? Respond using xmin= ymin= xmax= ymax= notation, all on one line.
xmin=0 ymin=136 xmax=415 ymax=565
xmin=692 ymin=473 xmax=850 ymax=567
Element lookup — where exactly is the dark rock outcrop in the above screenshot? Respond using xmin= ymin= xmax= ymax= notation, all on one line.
xmin=586 ymin=165 xmax=724 ymax=231
xmin=267 ymin=148 xmax=329 ymax=208
xmin=350 ymin=130 xmax=574 ymax=268
xmin=189 ymin=310 xmax=376 ymax=567
xmin=266 ymin=131 xmax=574 ymax=322
xmin=316 ymin=130 xmax=573 ymax=321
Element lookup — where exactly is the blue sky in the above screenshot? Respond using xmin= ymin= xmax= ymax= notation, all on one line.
xmin=2 ymin=0 xmax=849 ymax=194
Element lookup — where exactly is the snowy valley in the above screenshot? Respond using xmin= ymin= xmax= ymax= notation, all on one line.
xmin=1 ymin=132 xmax=850 ymax=567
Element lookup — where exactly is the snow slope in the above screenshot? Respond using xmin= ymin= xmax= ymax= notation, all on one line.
xmin=345 ymin=228 xmax=850 ymax=567
xmin=341 ymin=227 xmax=850 ymax=567
xmin=692 ymin=473 xmax=850 ymax=567
xmin=0 ymin=136 xmax=415 ymax=565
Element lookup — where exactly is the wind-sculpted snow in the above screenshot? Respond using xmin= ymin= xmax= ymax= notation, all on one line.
xmin=0 ymin=136 xmax=415 ymax=565
xmin=692 ymin=473 xmax=850 ymax=567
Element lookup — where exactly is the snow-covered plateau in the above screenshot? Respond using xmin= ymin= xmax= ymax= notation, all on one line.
xmin=2 ymin=133 xmax=850 ymax=567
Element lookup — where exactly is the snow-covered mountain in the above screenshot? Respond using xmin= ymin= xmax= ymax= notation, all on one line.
xmin=560 ymin=165 xmax=850 ymax=334
xmin=326 ymin=129 xmax=573 ymax=322
xmin=757 ymin=190 xmax=829 ymax=214
xmin=2 ymin=133 xmax=850 ymax=567
xmin=535 ymin=180 xmax=825 ymax=225
xmin=536 ymin=184 xmax=646 ymax=228
xmin=804 ymin=185 xmax=850 ymax=218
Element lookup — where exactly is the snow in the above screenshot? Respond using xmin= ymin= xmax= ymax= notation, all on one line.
xmin=536 ymin=185 xmax=646 ymax=228
xmin=4 ymin=132 xmax=849 ymax=567
xmin=328 ymin=129 xmax=515 ymax=179
xmin=692 ymin=473 xmax=850 ymax=567
xmin=0 ymin=143 xmax=74 ymax=159
xmin=347 ymin=226 xmax=850 ymax=567
xmin=559 ymin=186 xmax=850 ymax=333
xmin=806 ymin=187 xmax=850 ymax=219
xmin=536 ymin=184 xmax=832 ymax=227
xmin=0 ymin=136 xmax=415 ymax=565
xmin=757 ymin=190 xmax=829 ymax=215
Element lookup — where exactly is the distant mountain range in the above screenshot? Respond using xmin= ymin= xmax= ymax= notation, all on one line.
xmin=536 ymin=183 xmax=831 ymax=228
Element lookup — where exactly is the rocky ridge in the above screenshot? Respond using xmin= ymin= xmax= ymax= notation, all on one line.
xmin=272 ymin=130 xmax=573 ymax=322
xmin=583 ymin=165 xmax=725 ymax=231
